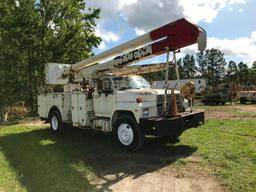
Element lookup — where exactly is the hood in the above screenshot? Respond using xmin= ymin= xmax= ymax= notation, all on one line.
xmin=117 ymin=88 xmax=157 ymax=102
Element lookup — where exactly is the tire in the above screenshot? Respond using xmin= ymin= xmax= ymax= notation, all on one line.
xmin=113 ymin=115 xmax=144 ymax=151
xmin=240 ymin=98 xmax=246 ymax=104
xmin=49 ymin=110 xmax=63 ymax=132
xmin=221 ymin=102 xmax=226 ymax=105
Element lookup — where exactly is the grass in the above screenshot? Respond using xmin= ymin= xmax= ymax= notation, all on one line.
xmin=180 ymin=119 xmax=256 ymax=192
xmin=0 ymin=124 xmax=100 ymax=192
xmin=0 ymin=109 xmax=256 ymax=192
xmin=0 ymin=123 xmax=197 ymax=192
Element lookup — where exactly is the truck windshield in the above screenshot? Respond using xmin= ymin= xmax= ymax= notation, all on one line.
xmin=113 ymin=76 xmax=151 ymax=90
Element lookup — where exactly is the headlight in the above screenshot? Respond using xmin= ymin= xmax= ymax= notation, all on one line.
xmin=143 ymin=108 xmax=149 ymax=116
xmin=184 ymin=99 xmax=189 ymax=109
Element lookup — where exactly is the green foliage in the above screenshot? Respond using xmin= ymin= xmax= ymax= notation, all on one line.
xmin=204 ymin=49 xmax=227 ymax=86
xmin=196 ymin=51 xmax=207 ymax=78
xmin=237 ymin=62 xmax=249 ymax=85
xmin=176 ymin=58 xmax=185 ymax=79
xmin=142 ymin=70 xmax=165 ymax=81
xmin=225 ymin=60 xmax=238 ymax=83
xmin=0 ymin=0 xmax=101 ymax=117
xmin=182 ymin=54 xmax=196 ymax=78
xmin=181 ymin=119 xmax=256 ymax=192
xmin=224 ymin=60 xmax=256 ymax=85
xmin=249 ymin=62 xmax=256 ymax=84
xmin=196 ymin=49 xmax=256 ymax=87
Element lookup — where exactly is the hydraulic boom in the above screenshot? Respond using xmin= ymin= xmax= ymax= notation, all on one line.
xmin=46 ymin=18 xmax=206 ymax=85
xmin=72 ymin=18 xmax=206 ymax=72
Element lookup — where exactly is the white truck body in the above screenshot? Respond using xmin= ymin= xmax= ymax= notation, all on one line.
xmin=38 ymin=76 xmax=185 ymax=130
xmin=38 ymin=18 xmax=206 ymax=150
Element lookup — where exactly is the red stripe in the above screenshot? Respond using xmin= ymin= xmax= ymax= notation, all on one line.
xmin=150 ymin=18 xmax=199 ymax=41
xmin=151 ymin=35 xmax=197 ymax=55
xmin=148 ymin=18 xmax=200 ymax=54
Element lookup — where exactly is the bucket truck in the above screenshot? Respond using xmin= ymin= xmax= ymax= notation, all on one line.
xmin=38 ymin=18 xmax=207 ymax=151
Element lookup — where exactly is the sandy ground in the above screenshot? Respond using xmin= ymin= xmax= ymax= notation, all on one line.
xmin=88 ymin=162 xmax=223 ymax=192
xmin=234 ymin=104 xmax=256 ymax=113
xmin=205 ymin=104 xmax=256 ymax=119
xmin=88 ymin=156 xmax=223 ymax=192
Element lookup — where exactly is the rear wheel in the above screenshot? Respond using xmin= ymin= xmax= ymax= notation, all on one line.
xmin=113 ymin=115 xmax=144 ymax=151
xmin=49 ymin=110 xmax=63 ymax=132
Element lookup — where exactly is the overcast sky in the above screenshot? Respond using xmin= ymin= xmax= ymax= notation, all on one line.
xmin=86 ymin=0 xmax=256 ymax=65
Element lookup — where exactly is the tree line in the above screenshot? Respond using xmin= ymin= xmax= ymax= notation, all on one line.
xmin=0 ymin=0 xmax=101 ymax=121
xmin=144 ymin=48 xmax=256 ymax=87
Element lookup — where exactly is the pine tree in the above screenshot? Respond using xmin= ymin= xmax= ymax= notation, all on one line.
xmin=249 ymin=61 xmax=256 ymax=85
xmin=196 ymin=51 xmax=207 ymax=78
xmin=237 ymin=62 xmax=249 ymax=85
xmin=225 ymin=60 xmax=238 ymax=83
xmin=177 ymin=58 xmax=185 ymax=79
xmin=183 ymin=54 xmax=196 ymax=78
xmin=204 ymin=49 xmax=227 ymax=86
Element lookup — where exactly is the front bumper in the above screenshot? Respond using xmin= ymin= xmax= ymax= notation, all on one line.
xmin=139 ymin=110 xmax=204 ymax=137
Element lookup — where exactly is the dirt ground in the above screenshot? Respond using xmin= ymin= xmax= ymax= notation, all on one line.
xmin=88 ymin=159 xmax=222 ymax=192
xmin=204 ymin=104 xmax=256 ymax=119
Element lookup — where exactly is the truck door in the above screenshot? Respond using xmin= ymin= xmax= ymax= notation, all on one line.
xmin=93 ymin=77 xmax=116 ymax=117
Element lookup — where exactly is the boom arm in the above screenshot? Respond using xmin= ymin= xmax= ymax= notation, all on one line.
xmin=72 ymin=18 xmax=206 ymax=72
xmin=45 ymin=18 xmax=206 ymax=85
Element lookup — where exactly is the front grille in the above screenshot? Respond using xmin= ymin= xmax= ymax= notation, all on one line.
xmin=157 ymin=94 xmax=184 ymax=116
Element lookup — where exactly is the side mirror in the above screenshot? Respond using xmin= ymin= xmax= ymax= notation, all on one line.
xmin=197 ymin=27 xmax=207 ymax=51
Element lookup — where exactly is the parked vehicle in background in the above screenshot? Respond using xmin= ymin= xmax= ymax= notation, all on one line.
xmin=202 ymin=91 xmax=229 ymax=105
xmin=238 ymin=91 xmax=256 ymax=104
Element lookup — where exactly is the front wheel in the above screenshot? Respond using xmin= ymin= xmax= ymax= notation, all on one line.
xmin=113 ymin=115 xmax=144 ymax=151
xmin=49 ymin=110 xmax=63 ymax=132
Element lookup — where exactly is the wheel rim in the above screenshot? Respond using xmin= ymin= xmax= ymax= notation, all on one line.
xmin=51 ymin=115 xmax=58 ymax=131
xmin=117 ymin=123 xmax=134 ymax=146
